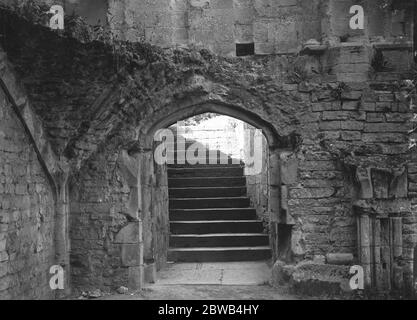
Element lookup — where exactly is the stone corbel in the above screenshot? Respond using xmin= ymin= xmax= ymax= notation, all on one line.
xmin=389 ymin=167 xmax=408 ymax=199
xmin=116 ymin=149 xmax=145 ymax=289
xmin=118 ymin=149 xmax=140 ymax=187
xmin=355 ymin=167 xmax=373 ymax=199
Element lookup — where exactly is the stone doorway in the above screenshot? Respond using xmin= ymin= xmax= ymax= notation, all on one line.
xmin=69 ymin=101 xmax=297 ymax=292
xmin=136 ymin=104 xmax=294 ymax=286
xmin=152 ymin=113 xmax=272 ymax=284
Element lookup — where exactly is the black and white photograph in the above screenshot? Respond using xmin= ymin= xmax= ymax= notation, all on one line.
xmin=0 ymin=0 xmax=416 ymax=307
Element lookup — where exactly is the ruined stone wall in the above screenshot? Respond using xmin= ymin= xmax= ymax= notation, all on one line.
xmin=283 ymin=78 xmax=416 ymax=291
xmin=69 ymin=142 xmax=169 ymax=292
xmin=245 ymin=125 xmax=269 ymax=223
xmin=253 ymin=0 xmax=322 ymax=54
xmin=108 ymin=0 xmax=237 ymax=55
xmin=408 ymin=159 xmax=417 ymax=293
xmin=151 ymin=158 xmax=169 ymax=271
xmin=322 ymin=0 xmax=413 ymax=44
xmin=0 ymin=4 xmax=416 ymax=294
xmin=69 ymin=147 xmax=129 ymax=291
xmin=0 ymin=81 xmax=55 ymax=299
xmin=106 ymin=0 xmax=322 ymax=56
xmin=3 ymin=1 xmax=414 ymax=57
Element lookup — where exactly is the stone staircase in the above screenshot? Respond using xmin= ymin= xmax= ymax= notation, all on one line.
xmin=167 ymin=140 xmax=271 ymax=262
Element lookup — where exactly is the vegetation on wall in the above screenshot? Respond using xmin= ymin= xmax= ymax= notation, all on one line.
xmin=378 ymin=0 xmax=411 ymax=10
xmin=403 ymin=75 xmax=417 ymax=150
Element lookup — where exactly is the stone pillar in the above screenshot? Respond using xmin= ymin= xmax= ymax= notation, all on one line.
xmin=391 ymin=217 xmax=404 ymax=290
xmin=138 ymin=149 xmax=155 ymax=263
xmin=269 ymin=149 xmax=298 ymax=261
xmin=117 ymin=150 xmax=144 ymax=289
xmin=357 ymin=213 xmax=372 ymax=288
xmin=268 ymin=149 xmax=280 ymax=260
xmin=279 ymin=151 xmax=297 ymax=225
xmin=53 ymin=165 xmax=71 ymax=297
xmin=353 ymin=163 xmax=409 ymax=293
xmin=372 ymin=218 xmax=383 ymax=291
xmin=414 ymin=246 xmax=417 ymax=296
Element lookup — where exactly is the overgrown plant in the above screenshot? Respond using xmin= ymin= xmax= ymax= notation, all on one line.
xmin=378 ymin=0 xmax=409 ymax=10
xmin=287 ymin=60 xmax=310 ymax=84
xmin=397 ymin=68 xmax=417 ymax=150
xmin=371 ymin=49 xmax=392 ymax=72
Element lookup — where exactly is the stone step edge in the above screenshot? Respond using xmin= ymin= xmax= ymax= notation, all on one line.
xmin=169 ymin=186 xmax=246 ymax=190
xmin=168 ymin=246 xmax=271 ymax=252
xmin=168 ymin=176 xmax=245 ymax=180
xmin=170 ymin=208 xmax=255 ymax=212
xmin=170 ymin=233 xmax=268 ymax=237
xmin=170 ymin=220 xmax=263 ymax=224
xmin=170 ymin=197 xmax=250 ymax=201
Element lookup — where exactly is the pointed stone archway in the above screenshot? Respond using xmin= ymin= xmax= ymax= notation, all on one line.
xmin=114 ymin=100 xmax=300 ymax=288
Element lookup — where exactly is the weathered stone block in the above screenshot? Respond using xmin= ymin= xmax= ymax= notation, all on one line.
xmin=144 ymin=262 xmax=156 ymax=283
xmin=341 ymin=131 xmax=361 ymax=141
xmin=386 ymin=113 xmax=410 ymax=123
xmin=299 ymin=161 xmax=337 ymax=171
xmin=115 ymin=223 xmax=139 ymax=244
xmin=364 ymin=123 xmax=409 ymax=133
xmin=121 ymin=244 xmax=140 ymax=267
xmin=319 ymin=121 xmax=341 ymax=130
xmin=0 ymin=251 xmax=9 ymax=262
xmin=362 ymin=133 xmax=405 ymax=143
xmin=341 ymin=90 xmax=362 ymax=100
xmin=289 ymin=188 xmax=335 ymax=199
xmin=271 ymin=260 xmax=352 ymax=296
xmin=322 ymin=111 xmax=350 ymax=121
xmin=128 ymin=266 xmax=143 ymax=290
xmin=340 ymin=120 xmax=363 ymax=130
xmin=313 ymin=255 xmax=326 ymax=264
xmin=342 ymin=101 xmax=359 ymax=110
xmin=280 ymin=159 xmax=298 ymax=185
xmin=366 ymin=113 xmax=385 ymax=122
xmin=325 ymin=253 xmax=354 ymax=265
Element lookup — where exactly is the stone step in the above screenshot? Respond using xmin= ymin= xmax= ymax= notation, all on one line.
xmin=170 ymin=208 xmax=257 ymax=221
xmin=164 ymin=151 xmax=239 ymax=165
xmin=170 ymin=233 xmax=269 ymax=248
xmin=168 ymin=166 xmax=244 ymax=178
xmin=164 ymin=141 xmax=206 ymax=148
xmin=168 ymin=177 xmax=246 ymax=188
xmin=170 ymin=220 xmax=264 ymax=234
xmin=168 ymin=246 xmax=271 ymax=262
xmin=169 ymin=186 xmax=246 ymax=198
xmin=170 ymin=197 xmax=250 ymax=209
xmin=166 ymin=156 xmax=270 ymax=263
xmin=168 ymin=163 xmax=243 ymax=168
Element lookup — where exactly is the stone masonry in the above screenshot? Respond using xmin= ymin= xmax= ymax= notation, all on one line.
xmin=0 ymin=67 xmax=56 ymax=299
xmin=0 ymin=0 xmax=416 ymax=298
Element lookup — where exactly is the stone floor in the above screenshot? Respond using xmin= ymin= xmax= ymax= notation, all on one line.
xmin=99 ymin=261 xmax=303 ymax=300
xmin=155 ymin=261 xmax=271 ymax=285
xmin=102 ymin=284 xmax=300 ymax=300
